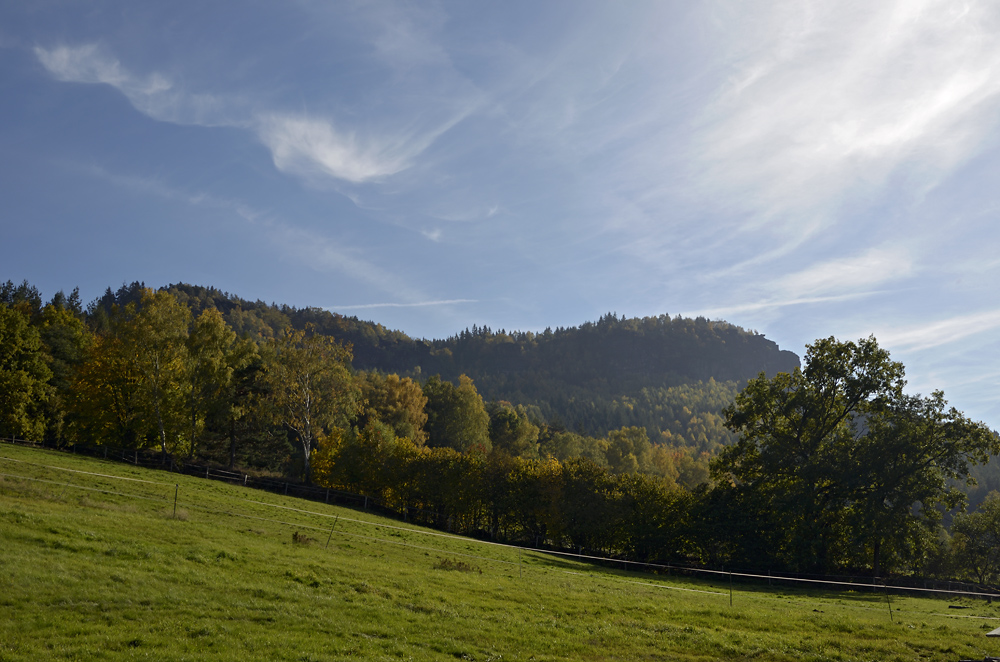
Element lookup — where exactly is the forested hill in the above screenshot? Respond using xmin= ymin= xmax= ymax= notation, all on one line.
xmin=131 ymin=283 xmax=798 ymax=444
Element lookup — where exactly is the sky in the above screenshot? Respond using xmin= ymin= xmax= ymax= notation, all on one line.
xmin=2 ymin=1 xmax=999 ymax=429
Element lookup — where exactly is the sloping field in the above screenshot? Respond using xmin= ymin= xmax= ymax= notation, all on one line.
xmin=1 ymin=443 xmax=998 ymax=661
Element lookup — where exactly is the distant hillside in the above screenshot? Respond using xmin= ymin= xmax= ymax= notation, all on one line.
xmin=91 ymin=282 xmax=800 ymax=448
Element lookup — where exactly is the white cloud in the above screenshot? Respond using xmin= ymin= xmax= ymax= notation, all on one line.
xmin=775 ymin=247 xmax=914 ymax=299
xmin=696 ymin=1 xmax=1000 ymax=232
xmin=78 ymin=163 xmax=266 ymax=223
xmin=35 ymin=43 xmax=465 ymax=186
xmin=684 ymin=246 xmax=912 ymax=322
xmin=271 ymin=224 xmax=428 ymax=302
xmin=34 ymin=43 xmax=224 ymax=125
xmin=78 ymin=160 xmax=435 ymax=306
xmin=686 ymin=291 xmax=878 ymax=320
xmin=327 ymin=299 xmax=477 ymax=311
xmin=875 ymin=308 xmax=1000 ymax=352
xmin=255 ymin=114 xmax=416 ymax=184
xmin=36 ymin=43 xmax=162 ymax=91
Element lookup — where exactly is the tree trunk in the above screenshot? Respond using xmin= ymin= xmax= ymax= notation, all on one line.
xmin=301 ymin=432 xmax=312 ymax=484
xmin=189 ymin=404 xmax=198 ymax=460
xmin=228 ymin=416 xmax=236 ymax=470
xmin=154 ymin=386 xmax=167 ymax=459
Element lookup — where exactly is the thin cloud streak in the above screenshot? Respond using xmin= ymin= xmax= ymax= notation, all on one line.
xmin=327 ymin=299 xmax=477 ymax=311
xmin=35 ymin=42 xmax=472 ymax=187
xmin=774 ymin=247 xmax=914 ymax=299
xmin=78 ymin=163 xmax=266 ymax=223
xmin=35 ymin=44 xmax=226 ymax=126
xmin=694 ymin=1 xmax=1000 ymax=235
xmin=685 ymin=291 xmax=882 ymax=320
xmin=256 ymin=114 xmax=414 ymax=184
xmin=77 ymin=161 xmax=427 ymax=306
xmin=875 ymin=309 xmax=1000 ymax=352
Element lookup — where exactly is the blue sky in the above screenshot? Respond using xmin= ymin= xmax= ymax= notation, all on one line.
xmin=2 ymin=1 xmax=999 ymax=428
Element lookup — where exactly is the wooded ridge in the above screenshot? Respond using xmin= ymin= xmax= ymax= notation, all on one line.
xmin=2 ymin=278 xmax=999 ymax=583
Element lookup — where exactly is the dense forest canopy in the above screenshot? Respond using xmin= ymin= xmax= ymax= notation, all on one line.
xmin=162 ymin=282 xmax=800 ymax=447
xmin=3 ymin=278 xmax=999 ymax=583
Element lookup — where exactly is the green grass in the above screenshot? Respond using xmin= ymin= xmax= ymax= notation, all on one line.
xmin=1 ymin=444 xmax=998 ymax=661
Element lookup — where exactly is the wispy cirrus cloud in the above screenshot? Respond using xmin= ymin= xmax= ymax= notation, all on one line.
xmin=253 ymin=111 xmax=479 ymax=185
xmin=327 ymin=299 xmax=477 ymax=311
xmin=36 ymin=43 xmax=166 ymax=94
xmin=270 ymin=223 xmax=430 ymax=302
xmin=77 ymin=163 xmax=266 ymax=223
xmin=34 ymin=42 xmax=469 ymax=186
xmin=695 ymin=0 xmax=1000 ymax=235
xmin=686 ymin=247 xmax=913 ymax=320
xmin=685 ymin=291 xmax=879 ymax=321
xmin=874 ymin=308 xmax=1000 ymax=352
xmin=77 ymin=161 xmax=445 ymax=306
xmin=256 ymin=114 xmax=416 ymax=184
xmin=35 ymin=43 xmax=225 ymax=126
xmin=775 ymin=247 xmax=914 ymax=299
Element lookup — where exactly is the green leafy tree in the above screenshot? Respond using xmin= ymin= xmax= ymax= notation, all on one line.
xmin=0 ymin=303 xmax=53 ymax=439
xmin=538 ymin=428 xmax=608 ymax=466
xmin=410 ymin=447 xmax=484 ymax=532
xmin=264 ymin=327 xmax=359 ymax=482
xmin=37 ymin=297 xmax=91 ymax=442
xmin=617 ymin=473 xmax=692 ymax=562
xmin=71 ymin=311 xmax=146 ymax=447
xmin=713 ymin=336 xmax=905 ymax=572
xmin=507 ymin=457 xmax=563 ymax=547
xmin=322 ymin=419 xmax=420 ymax=507
xmin=130 ymin=290 xmax=191 ymax=456
xmin=0 ymin=280 xmax=43 ymax=319
xmin=423 ymin=374 xmax=490 ymax=454
xmin=846 ymin=391 xmax=999 ymax=574
xmin=487 ymin=400 xmax=540 ymax=458
xmin=224 ymin=348 xmax=279 ymax=469
xmin=357 ymin=372 xmax=428 ymax=445
xmin=605 ymin=426 xmax=652 ymax=474
xmin=951 ymin=491 xmax=1000 ymax=585
xmin=557 ymin=458 xmax=621 ymax=554
xmin=185 ymin=307 xmax=258 ymax=459
xmin=714 ymin=336 xmax=998 ymax=574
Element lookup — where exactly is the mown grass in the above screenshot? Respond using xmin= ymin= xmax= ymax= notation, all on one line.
xmin=1 ymin=443 xmax=998 ymax=661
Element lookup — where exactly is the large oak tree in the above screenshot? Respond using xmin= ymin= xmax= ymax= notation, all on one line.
xmin=713 ymin=336 xmax=998 ymax=574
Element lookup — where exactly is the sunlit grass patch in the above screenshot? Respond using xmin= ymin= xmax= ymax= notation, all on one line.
xmin=1 ymin=443 xmax=999 ymax=661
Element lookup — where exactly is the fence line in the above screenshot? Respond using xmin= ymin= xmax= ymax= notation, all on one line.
xmin=0 ymin=455 xmax=172 ymax=485
xmin=0 ymin=472 xmax=169 ymax=503
xmin=6 ymin=461 xmax=1000 ymax=627
xmin=238 ymin=493 xmax=1000 ymax=600
xmin=3 ymin=435 xmax=999 ymax=602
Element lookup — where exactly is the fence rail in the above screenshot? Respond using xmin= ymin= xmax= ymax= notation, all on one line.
xmin=2 ymin=433 xmax=998 ymax=601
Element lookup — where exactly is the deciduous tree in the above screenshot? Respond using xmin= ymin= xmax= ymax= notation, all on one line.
xmin=130 ymin=290 xmax=191 ymax=456
xmin=0 ymin=303 xmax=53 ymax=439
xmin=951 ymin=491 xmax=1000 ymax=585
xmin=357 ymin=372 xmax=428 ymax=445
xmin=423 ymin=374 xmax=490 ymax=454
xmin=264 ymin=327 xmax=359 ymax=482
xmin=714 ymin=336 xmax=998 ymax=574
xmin=487 ymin=400 xmax=539 ymax=458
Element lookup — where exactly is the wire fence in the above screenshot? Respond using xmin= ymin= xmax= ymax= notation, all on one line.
xmin=3 ymin=450 xmax=1000 ymax=634
xmin=2 ymin=434 xmax=999 ymax=606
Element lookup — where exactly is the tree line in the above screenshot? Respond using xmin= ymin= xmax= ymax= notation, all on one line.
xmin=0 ymin=280 xmax=713 ymax=484
xmin=2 ymin=279 xmax=999 ymax=583
xmin=164 ymin=282 xmax=798 ymax=447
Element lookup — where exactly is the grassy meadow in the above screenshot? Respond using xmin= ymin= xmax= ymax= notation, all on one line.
xmin=1 ymin=443 xmax=998 ymax=662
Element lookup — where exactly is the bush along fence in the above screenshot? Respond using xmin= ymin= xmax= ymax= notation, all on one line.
xmin=2 ymin=433 xmax=999 ymax=603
